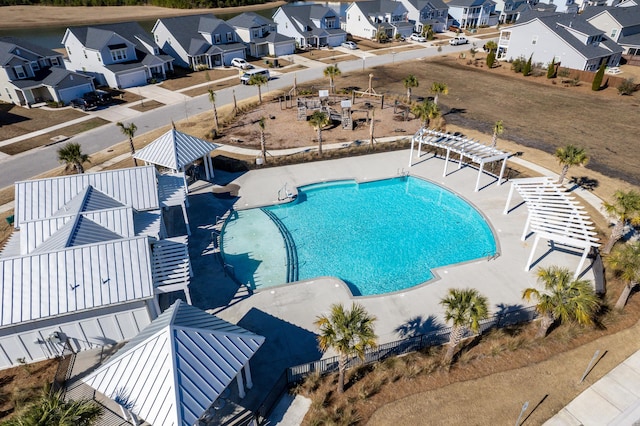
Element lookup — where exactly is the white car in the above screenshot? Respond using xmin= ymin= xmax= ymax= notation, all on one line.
xmin=410 ymin=33 xmax=426 ymax=42
xmin=341 ymin=41 xmax=358 ymax=50
xmin=231 ymin=58 xmax=251 ymax=69
xmin=449 ymin=36 xmax=469 ymax=45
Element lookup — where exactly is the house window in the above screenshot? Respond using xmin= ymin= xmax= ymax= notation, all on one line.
xmin=531 ymin=35 xmax=538 ymax=45
xmin=463 ymin=8 xmax=468 ymax=14
xmin=110 ymin=48 xmax=127 ymax=61
xmin=66 ymin=47 xmax=72 ymax=57
xmin=5 ymin=88 xmax=12 ymax=100
xmin=227 ymin=32 xmax=233 ymax=42
xmin=358 ymin=15 xmax=360 ymax=21
xmin=97 ymin=53 xmax=101 ymax=62
xmin=214 ymin=34 xmax=221 ymax=44
xmin=611 ymin=28 xmax=617 ymax=38
xmin=253 ymin=30 xmax=260 ymax=38
xmin=155 ymin=34 xmax=159 ymax=42
xmin=14 ymin=65 xmax=26 ymax=79
xmin=83 ymin=49 xmax=88 ymax=59
xmin=31 ymin=61 xmax=39 ymax=71
xmin=51 ymin=57 xmax=59 ymax=66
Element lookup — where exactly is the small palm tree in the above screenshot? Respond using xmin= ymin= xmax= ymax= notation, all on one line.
xmin=369 ymin=107 xmax=376 ymax=148
xmin=606 ymin=242 xmax=640 ymax=310
xmin=430 ymin=81 xmax=449 ymax=106
xmin=440 ymin=288 xmax=489 ymax=365
xmin=522 ymin=266 xmax=599 ymax=338
xmin=116 ymin=121 xmax=138 ymax=166
xmin=484 ymin=40 xmax=498 ymax=52
xmin=402 ymin=74 xmax=419 ymax=103
xmin=324 ymin=64 xmax=341 ymax=94
xmin=315 ymin=303 xmax=377 ymax=394
xmin=491 ymin=120 xmax=504 ymax=148
xmin=207 ymin=88 xmax=219 ymax=132
xmin=57 ymin=142 xmax=89 ymax=174
xmin=248 ymin=73 xmax=268 ymax=104
xmin=309 ymin=110 xmax=330 ymax=156
xmin=554 ymin=144 xmax=588 ymax=185
xmin=258 ymin=117 xmax=267 ymax=164
xmin=602 ymin=190 xmax=640 ymax=254
xmin=411 ymin=100 xmax=440 ymax=128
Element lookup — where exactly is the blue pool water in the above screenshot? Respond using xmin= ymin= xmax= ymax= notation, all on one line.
xmin=221 ymin=177 xmax=496 ymax=296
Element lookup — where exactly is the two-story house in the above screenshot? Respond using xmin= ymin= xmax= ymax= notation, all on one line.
xmin=534 ymin=0 xmax=580 ymax=13
xmin=345 ymin=0 xmax=415 ymax=40
xmin=226 ymin=12 xmax=296 ymax=57
xmin=63 ymin=22 xmax=174 ymax=89
xmin=498 ymin=12 xmax=623 ymax=69
xmin=152 ymin=14 xmax=247 ymax=69
xmin=584 ymin=4 xmax=640 ymax=65
xmin=493 ymin=0 xmax=533 ymax=23
xmin=447 ymin=0 xmax=498 ymax=28
xmin=272 ymin=4 xmax=348 ymax=49
xmin=0 ymin=36 xmax=94 ymax=107
xmin=398 ymin=0 xmax=450 ymax=33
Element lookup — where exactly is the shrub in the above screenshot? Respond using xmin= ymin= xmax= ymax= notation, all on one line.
xmin=592 ymin=62 xmax=606 ymax=91
xmin=511 ymin=56 xmax=526 ymax=73
xmin=558 ymin=68 xmax=570 ymax=78
xmin=486 ymin=50 xmax=496 ymax=68
xmin=547 ymin=58 xmax=556 ymax=79
xmin=617 ymin=78 xmax=637 ymax=95
xmin=522 ymin=54 xmax=533 ymax=76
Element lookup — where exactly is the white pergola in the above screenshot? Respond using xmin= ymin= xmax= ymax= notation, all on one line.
xmin=408 ymin=128 xmax=512 ymax=192
xmin=134 ymin=128 xmax=218 ymax=181
xmin=504 ymin=177 xmax=600 ymax=277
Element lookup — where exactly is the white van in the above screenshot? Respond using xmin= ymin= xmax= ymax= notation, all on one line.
xmin=240 ymin=68 xmax=270 ymax=84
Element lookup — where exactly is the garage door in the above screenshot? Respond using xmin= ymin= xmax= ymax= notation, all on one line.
xmin=58 ymin=83 xmax=93 ymax=104
xmin=274 ymin=43 xmax=295 ymax=57
xmin=117 ymin=70 xmax=147 ymax=89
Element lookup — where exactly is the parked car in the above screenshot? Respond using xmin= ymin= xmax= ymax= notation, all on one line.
xmin=240 ymin=68 xmax=270 ymax=85
xmin=449 ymin=36 xmax=469 ymax=45
xmin=231 ymin=58 xmax=251 ymax=69
xmin=69 ymin=97 xmax=97 ymax=111
xmin=83 ymin=90 xmax=112 ymax=106
xmin=410 ymin=33 xmax=426 ymax=42
xmin=341 ymin=41 xmax=358 ymax=50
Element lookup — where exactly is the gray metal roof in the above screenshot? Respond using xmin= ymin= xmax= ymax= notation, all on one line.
xmin=0 ymin=36 xmax=59 ymax=67
xmin=155 ymin=14 xmax=241 ymax=57
xmin=356 ymin=0 xmax=409 ymax=15
xmin=619 ymin=31 xmax=640 ymax=45
xmin=226 ymin=11 xmax=276 ymax=29
xmin=585 ymin=4 xmax=640 ymax=26
xmin=67 ymin=22 xmax=155 ymax=52
xmin=277 ymin=4 xmax=344 ymax=37
xmin=83 ymin=300 xmax=265 ymax=426
xmin=447 ymin=0 xmax=495 ymax=8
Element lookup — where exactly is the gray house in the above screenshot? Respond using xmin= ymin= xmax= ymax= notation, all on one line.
xmin=447 ymin=0 xmax=498 ymax=28
xmin=584 ymin=4 xmax=640 ymax=65
xmin=398 ymin=0 xmax=450 ymax=33
xmin=227 ymin=12 xmax=296 ymax=57
xmin=272 ymin=4 xmax=347 ymax=49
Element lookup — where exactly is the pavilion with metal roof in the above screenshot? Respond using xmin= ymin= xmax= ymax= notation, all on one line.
xmin=134 ymin=128 xmax=219 ymax=181
xmin=503 ymin=176 xmax=600 ymax=277
xmin=83 ymin=300 xmax=265 ymax=426
xmin=408 ymin=128 xmax=512 ymax=192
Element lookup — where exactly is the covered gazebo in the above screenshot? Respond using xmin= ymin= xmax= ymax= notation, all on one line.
xmin=134 ymin=128 xmax=219 ymax=181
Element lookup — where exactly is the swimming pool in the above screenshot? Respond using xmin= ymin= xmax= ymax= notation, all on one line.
xmin=221 ymin=176 xmax=496 ymax=296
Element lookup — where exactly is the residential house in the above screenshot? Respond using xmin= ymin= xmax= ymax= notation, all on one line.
xmin=0 ymin=36 xmax=94 ymax=107
xmin=0 ymin=166 xmax=193 ymax=370
xmin=493 ymin=0 xmax=533 ymax=23
xmin=227 ymin=12 xmax=296 ymax=58
xmin=447 ymin=0 xmax=498 ymax=29
xmin=272 ymin=4 xmax=347 ymax=49
xmin=497 ymin=12 xmax=623 ymax=70
xmin=584 ymin=4 xmax=640 ymax=65
xmin=152 ymin=14 xmax=247 ymax=69
xmin=398 ymin=0 xmax=450 ymax=33
xmin=345 ymin=0 xmax=415 ymax=40
xmin=63 ymin=22 xmax=174 ymax=89
xmin=534 ymin=0 xmax=580 ymax=13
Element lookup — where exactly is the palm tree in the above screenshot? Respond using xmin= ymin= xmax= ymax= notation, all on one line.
xmin=402 ymin=74 xmax=419 ymax=103
xmin=430 ymin=81 xmax=449 ymax=106
xmin=369 ymin=107 xmax=376 ymax=148
xmin=411 ymin=100 xmax=440 ymax=128
xmin=258 ymin=116 xmax=267 ymax=164
xmin=491 ymin=120 xmax=504 ymax=148
xmin=57 ymin=142 xmax=89 ymax=174
xmin=315 ymin=303 xmax=377 ymax=394
xmin=207 ymin=88 xmax=219 ymax=133
xmin=554 ymin=144 xmax=588 ymax=185
xmin=324 ymin=64 xmax=341 ymax=94
xmin=248 ymin=73 xmax=268 ymax=104
xmin=309 ymin=110 xmax=330 ymax=156
xmin=116 ymin=121 xmax=138 ymax=166
xmin=440 ymin=288 xmax=489 ymax=364
xmin=602 ymin=190 xmax=640 ymax=254
xmin=4 ymin=387 xmax=103 ymax=425
xmin=522 ymin=266 xmax=599 ymax=338
xmin=484 ymin=40 xmax=498 ymax=52
xmin=606 ymin=242 xmax=640 ymax=310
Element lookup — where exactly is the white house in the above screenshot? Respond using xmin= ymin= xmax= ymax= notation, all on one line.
xmin=498 ymin=12 xmax=623 ymax=70
xmin=152 ymin=14 xmax=247 ymax=69
xmin=272 ymin=4 xmax=348 ymax=49
xmin=535 ymin=0 xmax=580 ymax=13
xmin=0 ymin=166 xmax=193 ymax=370
xmin=345 ymin=0 xmax=415 ymax=40
xmin=584 ymin=4 xmax=640 ymax=64
xmin=0 ymin=36 xmax=94 ymax=107
xmin=492 ymin=0 xmax=533 ymax=23
xmin=447 ymin=0 xmax=498 ymax=28
xmin=63 ymin=22 xmax=174 ymax=89
xmin=227 ymin=12 xmax=296 ymax=58
xmin=398 ymin=0 xmax=450 ymax=33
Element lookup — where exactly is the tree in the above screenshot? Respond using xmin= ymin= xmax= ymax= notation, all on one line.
xmin=602 ymin=190 xmax=640 ymax=254
xmin=116 ymin=121 xmax=138 ymax=166
xmin=486 ymin=50 xmax=496 ymax=68
xmin=522 ymin=54 xmax=533 ymax=76
xmin=57 ymin=142 xmax=89 ymax=174
xmin=554 ymin=144 xmax=588 ymax=185
xmin=440 ymin=288 xmax=489 ymax=364
xmin=606 ymin=242 xmax=640 ymax=310
xmin=484 ymin=40 xmax=497 ymax=52
xmin=315 ymin=303 xmax=377 ymax=394
xmin=491 ymin=120 xmax=504 ymax=148
xmin=375 ymin=26 xmax=388 ymax=43
xmin=324 ymin=64 xmax=341 ymax=94
xmin=522 ymin=266 xmax=599 ymax=338
xmin=258 ymin=116 xmax=267 ymax=164
xmin=308 ymin=110 xmax=330 ymax=156
xmin=402 ymin=74 xmax=419 ymax=103
xmin=411 ymin=99 xmax=440 ymax=127
xmin=248 ymin=73 xmax=268 ymax=104
xmin=430 ymin=82 xmax=448 ymax=106
xmin=592 ymin=62 xmax=606 ymax=91
xmin=546 ymin=58 xmax=557 ymax=79
xmin=3 ymin=387 xmax=103 ymax=426
xmin=369 ymin=107 xmax=375 ymax=148
xmin=207 ymin=88 xmax=219 ymax=133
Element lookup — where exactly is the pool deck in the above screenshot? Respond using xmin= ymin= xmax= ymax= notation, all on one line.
xmin=179 ymin=148 xmax=603 ymax=421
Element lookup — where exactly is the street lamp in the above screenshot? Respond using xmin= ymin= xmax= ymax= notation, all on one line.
xmin=392 ymin=51 xmax=397 ymax=64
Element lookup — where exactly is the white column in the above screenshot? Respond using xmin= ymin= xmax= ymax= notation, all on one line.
xmin=244 ymin=363 xmax=254 ymax=389
xmin=181 ymin=203 xmax=191 ymax=236
xmin=504 ymin=182 xmax=516 ymax=214
xmin=408 ymin=136 xmax=415 ymax=167
xmin=183 ymin=284 xmax=193 ymax=305
xmin=575 ymin=246 xmax=591 ymax=279
xmin=521 ymin=214 xmax=531 ymax=241
xmin=498 ymin=157 xmax=508 ymax=187
xmin=443 ymin=148 xmax=451 ymax=177
xmin=208 ymin=155 xmax=214 ymax=178
xmin=236 ymin=371 xmax=246 ymax=398
xmin=525 ymin=234 xmax=541 ymax=272
xmin=475 ymin=162 xmax=484 ymax=192
xmin=203 ymin=155 xmax=211 ymax=180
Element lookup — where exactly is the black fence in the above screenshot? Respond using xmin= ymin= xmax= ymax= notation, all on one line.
xmin=50 ymin=345 xmax=76 ymax=397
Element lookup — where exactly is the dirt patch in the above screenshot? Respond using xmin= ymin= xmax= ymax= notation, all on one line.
xmin=0 ymin=359 xmax=59 ymax=421
xmin=160 ymin=67 xmax=240 ymax=91
xmin=0 ymin=103 xmax=86 ymax=141
xmin=129 ymin=100 xmax=164 ymax=113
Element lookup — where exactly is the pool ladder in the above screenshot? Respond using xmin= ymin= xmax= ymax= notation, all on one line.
xmin=397 ymin=168 xmax=409 ymax=177
xmin=278 ymin=183 xmax=295 ymax=201
xmin=486 ymin=252 xmax=500 ymax=261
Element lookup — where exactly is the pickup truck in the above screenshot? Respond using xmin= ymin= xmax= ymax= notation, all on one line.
xmin=449 ymin=36 xmax=469 ymax=45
